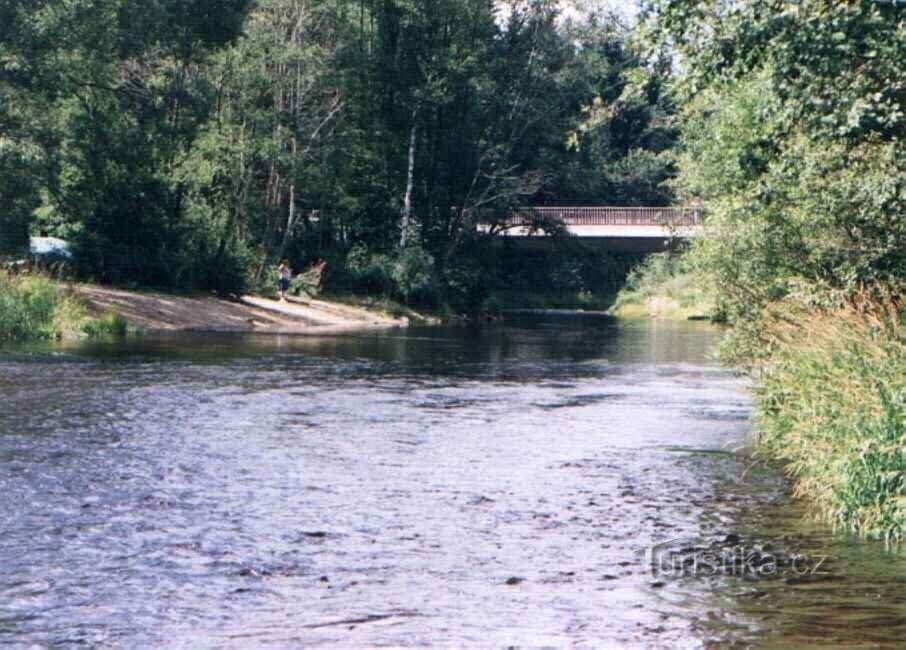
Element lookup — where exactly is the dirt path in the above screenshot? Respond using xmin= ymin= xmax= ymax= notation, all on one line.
xmin=74 ymin=285 xmax=406 ymax=333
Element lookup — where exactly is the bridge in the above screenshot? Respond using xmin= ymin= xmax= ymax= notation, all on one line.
xmin=482 ymin=206 xmax=702 ymax=253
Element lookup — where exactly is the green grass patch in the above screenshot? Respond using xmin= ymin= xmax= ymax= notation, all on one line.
xmin=0 ymin=273 xmax=84 ymax=341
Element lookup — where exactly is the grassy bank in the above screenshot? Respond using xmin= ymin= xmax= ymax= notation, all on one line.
xmin=0 ymin=273 xmax=128 ymax=342
xmin=754 ymin=303 xmax=906 ymax=541
xmin=609 ymin=253 xmax=715 ymax=320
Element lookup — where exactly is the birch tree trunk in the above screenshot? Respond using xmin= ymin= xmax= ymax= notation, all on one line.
xmin=400 ymin=113 xmax=418 ymax=249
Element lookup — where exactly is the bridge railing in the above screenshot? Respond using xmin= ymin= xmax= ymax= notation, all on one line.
xmin=506 ymin=206 xmax=702 ymax=227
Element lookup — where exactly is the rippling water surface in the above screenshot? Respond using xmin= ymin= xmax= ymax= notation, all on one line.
xmin=1 ymin=315 xmax=904 ymax=648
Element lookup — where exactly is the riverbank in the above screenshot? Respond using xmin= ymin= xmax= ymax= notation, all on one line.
xmin=609 ymin=253 xmax=714 ymax=320
xmin=753 ymin=302 xmax=906 ymax=541
xmin=0 ymin=273 xmax=415 ymax=341
xmin=612 ymin=259 xmax=906 ymax=540
xmin=76 ymin=285 xmax=410 ymax=334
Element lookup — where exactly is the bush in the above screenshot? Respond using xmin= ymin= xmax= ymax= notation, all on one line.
xmin=342 ymin=244 xmax=395 ymax=295
xmin=201 ymin=240 xmax=252 ymax=297
xmin=442 ymin=257 xmax=489 ymax=314
xmin=481 ymin=293 xmax=503 ymax=316
xmin=391 ymin=245 xmax=436 ymax=305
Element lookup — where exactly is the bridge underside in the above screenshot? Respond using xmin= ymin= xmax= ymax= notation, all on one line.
xmin=503 ymin=237 xmax=674 ymax=253
xmin=488 ymin=225 xmax=696 ymax=253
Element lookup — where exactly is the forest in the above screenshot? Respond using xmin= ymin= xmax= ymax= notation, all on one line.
xmin=1 ymin=0 xmax=677 ymax=310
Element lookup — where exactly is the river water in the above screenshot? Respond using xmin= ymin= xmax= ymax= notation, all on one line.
xmin=1 ymin=315 xmax=904 ymax=648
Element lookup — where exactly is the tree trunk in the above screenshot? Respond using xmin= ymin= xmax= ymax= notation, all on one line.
xmin=276 ymin=182 xmax=295 ymax=261
xmin=400 ymin=114 xmax=418 ymax=248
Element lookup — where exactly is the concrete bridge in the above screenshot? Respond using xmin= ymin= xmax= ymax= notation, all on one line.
xmin=483 ymin=206 xmax=702 ymax=253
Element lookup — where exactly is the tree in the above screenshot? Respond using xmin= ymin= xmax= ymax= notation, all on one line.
xmin=647 ymin=0 xmax=906 ymax=356
xmin=0 ymin=0 xmax=251 ymax=283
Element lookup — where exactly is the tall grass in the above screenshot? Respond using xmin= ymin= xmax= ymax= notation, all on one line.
xmin=0 ymin=274 xmax=77 ymax=340
xmin=755 ymin=302 xmax=906 ymax=540
xmin=0 ymin=273 xmax=127 ymax=341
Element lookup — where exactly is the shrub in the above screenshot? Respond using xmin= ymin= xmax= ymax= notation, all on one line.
xmin=202 ymin=240 xmax=252 ymax=297
xmin=611 ymin=251 xmax=716 ymax=319
xmin=391 ymin=245 xmax=436 ymax=306
xmin=386 ymin=302 xmax=409 ymax=319
xmin=342 ymin=244 xmax=395 ymax=295
xmin=481 ymin=294 xmax=503 ymax=316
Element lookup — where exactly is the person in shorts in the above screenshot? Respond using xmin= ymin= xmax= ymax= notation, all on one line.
xmin=277 ymin=259 xmax=291 ymax=301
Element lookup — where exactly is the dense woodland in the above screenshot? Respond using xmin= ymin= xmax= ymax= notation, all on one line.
xmin=1 ymin=0 xmax=678 ymax=309
xmin=1 ymin=0 xmax=903 ymax=316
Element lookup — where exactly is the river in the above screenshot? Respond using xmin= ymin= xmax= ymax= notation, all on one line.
xmin=1 ymin=315 xmax=904 ymax=648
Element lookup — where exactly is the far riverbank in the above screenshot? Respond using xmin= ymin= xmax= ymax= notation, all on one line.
xmin=0 ymin=272 xmax=426 ymax=342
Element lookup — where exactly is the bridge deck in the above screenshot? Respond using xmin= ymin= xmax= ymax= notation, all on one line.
xmin=508 ymin=206 xmax=702 ymax=228
xmin=480 ymin=206 xmax=702 ymax=241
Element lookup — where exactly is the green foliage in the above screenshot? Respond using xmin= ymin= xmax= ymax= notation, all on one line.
xmin=477 ymin=242 xmax=641 ymax=312
xmin=648 ymin=1 xmax=906 ymax=538
xmin=2 ymin=0 xmax=251 ymax=290
xmin=82 ymin=312 xmax=129 ymax=338
xmin=386 ymin=302 xmax=410 ymax=320
xmin=0 ymin=274 xmax=86 ymax=341
xmin=755 ymin=310 xmax=906 ymax=540
xmin=442 ymin=255 xmax=490 ymax=314
xmin=0 ymin=273 xmax=139 ymax=340
xmin=679 ymin=74 xmax=903 ymax=353
xmin=650 ymin=2 xmax=905 ymax=357
xmin=391 ymin=246 xmax=436 ymax=306
xmin=0 ymin=139 xmax=43 ymax=254
xmin=2 ymin=0 xmax=680 ymax=302
xmin=329 ymin=243 xmax=438 ymax=307
xmin=340 ymin=244 xmax=395 ymax=296
xmin=611 ymin=251 xmax=715 ymax=319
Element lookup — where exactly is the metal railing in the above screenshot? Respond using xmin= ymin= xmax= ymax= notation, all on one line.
xmin=506 ymin=206 xmax=702 ymax=227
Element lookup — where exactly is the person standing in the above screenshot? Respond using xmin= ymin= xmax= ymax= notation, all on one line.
xmin=277 ymin=259 xmax=292 ymax=301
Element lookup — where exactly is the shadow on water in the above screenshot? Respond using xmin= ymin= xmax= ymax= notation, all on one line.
xmin=1 ymin=313 xmax=903 ymax=647
xmin=4 ymin=313 xmax=718 ymax=365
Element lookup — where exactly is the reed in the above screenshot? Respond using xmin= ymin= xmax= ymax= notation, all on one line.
xmin=754 ymin=296 xmax=906 ymax=540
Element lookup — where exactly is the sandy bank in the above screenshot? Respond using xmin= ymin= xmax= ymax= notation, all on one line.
xmin=74 ymin=285 xmax=407 ymax=334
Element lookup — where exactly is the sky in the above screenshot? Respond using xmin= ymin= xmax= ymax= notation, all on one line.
xmin=493 ymin=0 xmax=642 ymax=29
xmin=558 ymin=0 xmax=641 ymax=24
